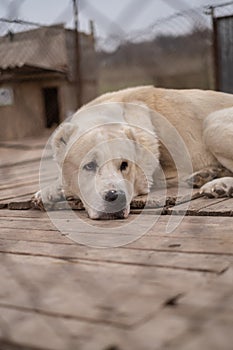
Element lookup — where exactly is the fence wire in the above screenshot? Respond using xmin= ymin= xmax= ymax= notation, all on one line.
xmin=1 ymin=1 xmax=233 ymax=95
xmin=0 ymin=0 xmax=233 ymax=348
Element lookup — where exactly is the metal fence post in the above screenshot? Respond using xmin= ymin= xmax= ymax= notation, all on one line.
xmin=73 ymin=0 xmax=82 ymax=108
xmin=210 ymin=6 xmax=220 ymax=91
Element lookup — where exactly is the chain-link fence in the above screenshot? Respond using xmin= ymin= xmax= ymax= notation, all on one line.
xmin=1 ymin=1 xmax=233 ymax=141
xmin=93 ymin=0 xmax=233 ymax=93
xmin=1 ymin=2 xmax=233 ymax=349
xmin=97 ymin=6 xmax=213 ymax=93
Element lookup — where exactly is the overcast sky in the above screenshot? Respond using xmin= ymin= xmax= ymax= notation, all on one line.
xmin=0 ymin=0 xmax=230 ymax=49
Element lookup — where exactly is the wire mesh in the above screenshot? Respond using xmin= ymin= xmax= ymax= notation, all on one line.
xmin=0 ymin=1 xmax=233 ymax=348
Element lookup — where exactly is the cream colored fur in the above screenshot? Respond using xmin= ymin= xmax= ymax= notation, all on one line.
xmin=33 ymin=86 xmax=233 ymax=219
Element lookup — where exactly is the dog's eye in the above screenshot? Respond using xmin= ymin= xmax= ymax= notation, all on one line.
xmin=120 ymin=161 xmax=128 ymax=171
xmin=83 ymin=161 xmax=97 ymax=171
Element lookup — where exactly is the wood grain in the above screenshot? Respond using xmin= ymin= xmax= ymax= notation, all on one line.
xmin=1 ymin=137 xmax=233 ymax=350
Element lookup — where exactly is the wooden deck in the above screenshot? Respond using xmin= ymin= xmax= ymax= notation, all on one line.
xmin=0 ymin=137 xmax=233 ymax=350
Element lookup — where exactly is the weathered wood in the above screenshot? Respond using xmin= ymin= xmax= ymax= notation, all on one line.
xmin=0 ymin=150 xmax=44 ymax=168
xmin=0 ymin=184 xmax=39 ymax=201
xmin=0 ymin=162 xmax=40 ymax=180
xmin=0 ymin=217 xmax=57 ymax=231
xmin=0 ymin=174 xmax=55 ymax=191
xmin=161 ymin=281 xmax=233 ymax=350
xmin=1 ymin=214 xmax=233 ymax=253
xmin=4 ymin=186 xmax=232 ymax=219
xmin=168 ymin=196 xmax=229 ymax=216
xmin=0 ymin=209 xmax=50 ymax=218
xmin=1 ymin=212 xmax=233 ymax=241
xmin=2 ymin=187 xmax=198 ymax=212
xmin=1 ymin=136 xmax=233 ymax=350
xmin=198 ymin=198 xmax=233 ymax=216
xmin=0 ymin=306 xmax=191 ymax=350
xmin=0 ymin=253 xmax=211 ymax=328
xmin=0 ymin=194 xmax=35 ymax=205
xmin=0 ymin=237 xmax=230 ymax=274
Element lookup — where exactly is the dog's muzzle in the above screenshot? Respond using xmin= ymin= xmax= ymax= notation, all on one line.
xmin=98 ymin=189 xmax=128 ymax=219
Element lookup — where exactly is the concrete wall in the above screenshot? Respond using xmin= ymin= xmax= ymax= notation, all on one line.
xmin=0 ymin=78 xmax=80 ymax=141
xmin=0 ymin=81 xmax=44 ymax=140
xmin=0 ymin=27 xmax=98 ymax=141
xmin=0 ymin=76 xmax=99 ymax=141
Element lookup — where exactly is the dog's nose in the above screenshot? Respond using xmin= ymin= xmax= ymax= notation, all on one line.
xmin=104 ymin=190 xmax=126 ymax=203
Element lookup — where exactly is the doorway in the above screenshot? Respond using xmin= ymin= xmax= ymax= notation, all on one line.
xmin=42 ymin=87 xmax=60 ymax=128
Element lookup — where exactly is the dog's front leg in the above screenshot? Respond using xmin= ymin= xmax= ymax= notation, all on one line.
xmin=32 ymin=178 xmax=65 ymax=210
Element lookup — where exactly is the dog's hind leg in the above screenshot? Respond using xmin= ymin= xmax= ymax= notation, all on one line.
xmin=197 ymin=107 xmax=233 ymax=198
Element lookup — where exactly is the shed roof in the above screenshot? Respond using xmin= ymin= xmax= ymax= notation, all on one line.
xmin=0 ymin=26 xmax=68 ymax=73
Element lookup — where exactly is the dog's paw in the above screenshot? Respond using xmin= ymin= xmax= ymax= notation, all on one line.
xmin=186 ymin=171 xmax=212 ymax=188
xmin=31 ymin=182 xmax=66 ymax=211
xmin=31 ymin=191 xmax=46 ymax=211
xmin=200 ymin=177 xmax=233 ymax=198
xmin=186 ymin=167 xmax=230 ymax=188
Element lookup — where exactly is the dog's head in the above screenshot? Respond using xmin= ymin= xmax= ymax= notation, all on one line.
xmin=52 ymin=103 xmax=159 ymax=219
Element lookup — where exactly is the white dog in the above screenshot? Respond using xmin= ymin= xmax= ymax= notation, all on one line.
xmin=33 ymin=86 xmax=233 ymax=219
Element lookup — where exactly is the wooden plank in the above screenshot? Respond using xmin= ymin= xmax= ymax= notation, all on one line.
xmin=198 ymin=198 xmax=233 ymax=216
xmin=145 ymin=215 xmax=233 ymax=239
xmin=0 ymin=254 xmax=230 ymax=350
xmin=0 ymin=184 xmax=39 ymax=201
xmin=161 ymin=280 xmax=233 ymax=350
xmin=0 ymin=162 xmax=40 ymax=179
xmin=129 ymin=187 xmax=198 ymax=209
xmin=0 ymin=149 xmax=44 ymax=168
xmin=0 ymin=228 xmax=69 ymax=243
xmin=1 ymin=214 xmax=233 ymax=254
xmin=157 ymin=307 xmax=233 ymax=350
xmin=0 ymin=306 xmax=191 ymax=350
xmin=0 ymin=170 xmax=39 ymax=184
xmin=1 ymin=211 xmax=233 ymax=234
xmin=1 ymin=293 xmax=232 ymax=350
xmin=0 ymin=172 xmax=54 ymax=190
xmin=0 ymin=135 xmax=48 ymax=149
xmin=0 ymin=209 xmax=232 ymax=242
xmin=0 ymin=258 xmax=231 ymax=350
xmin=0 ymin=209 xmax=50 ymax=218
xmin=168 ymin=196 xmax=230 ymax=216
xmin=179 ymin=283 xmax=233 ymax=312
xmin=0 ymin=253 xmax=211 ymax=328
xmin=0 ymin=236 xmax=230 ymax=274
xmin=0 ymin=217 xmax=57 ymax=231
xmin=0 ymin=194 xmax=36 ymax=205
xmin=4 ymin=187 xmax=232 ymax=219
xmin=130 ymin=235 xmax=233 ymax=255
xmin=0 ymin=307 xmax=127 ymax=350
xmin=0 ymin=185 xmax=193 ymax=205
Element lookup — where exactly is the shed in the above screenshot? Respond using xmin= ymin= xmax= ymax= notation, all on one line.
xmin=0 ymin=24 xmax=98 ymax=140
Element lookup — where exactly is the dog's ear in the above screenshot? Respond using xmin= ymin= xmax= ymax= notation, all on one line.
xmin=123 ymin=124 xmax=159 ymax=158
xmin=51 ymin=122 xmax=77 ymax=165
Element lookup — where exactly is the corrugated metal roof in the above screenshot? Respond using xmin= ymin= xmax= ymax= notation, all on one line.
xmin=0 ymin=27 xmax=68 ymax=73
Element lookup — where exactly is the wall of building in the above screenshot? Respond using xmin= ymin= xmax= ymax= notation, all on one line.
xmin=0 ymin=81 xmax=44 ymax=140
xmin=0 ymin=76 xmax=93 ymax=140
xmin=0 ymin=26 xmax=98 ymax=141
